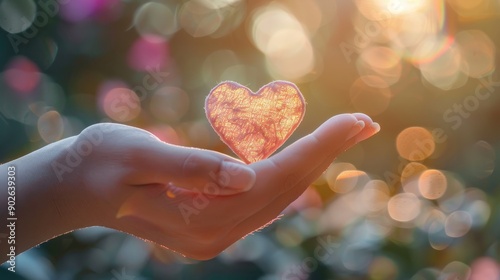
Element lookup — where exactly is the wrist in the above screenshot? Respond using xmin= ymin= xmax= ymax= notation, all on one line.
xmin=0 ymin=136 xmax=95 ymax=261
xmin=47 ymin=136 xmax=97 ymax=229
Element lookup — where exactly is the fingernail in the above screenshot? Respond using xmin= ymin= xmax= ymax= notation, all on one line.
xmin=371 ymin=122 xmax=381 ymax=133
xmin=221 ymin=161 xmax=256 ymax=192
xmin=346 ymin=120 xmax=365 ymax=140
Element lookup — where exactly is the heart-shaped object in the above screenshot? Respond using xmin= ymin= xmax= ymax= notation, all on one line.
xmin=205 ymin=81 xmax=306 ymax=163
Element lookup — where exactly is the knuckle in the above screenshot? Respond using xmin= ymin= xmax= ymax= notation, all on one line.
xmin=78 ymin=123 xmax=101 ymax=140
xmin=80 ymin=123 xmax=113 ymax=136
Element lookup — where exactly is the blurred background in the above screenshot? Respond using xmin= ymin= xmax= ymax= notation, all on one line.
xmin=1 ymin=0 xmax=500 ymax=279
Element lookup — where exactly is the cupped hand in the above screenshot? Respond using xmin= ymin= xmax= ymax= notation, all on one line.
xmin=71 ymin=113 xmax=379 ymax=260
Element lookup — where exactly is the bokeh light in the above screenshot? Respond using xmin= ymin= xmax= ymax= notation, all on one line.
xmin=368 ymin=256 xmax=399 ymax=279
xmin=418 ymin=169 xmax=447 ymax=200
xmin=98 ymin=82 xmax=141 ymax=123
xmin=178 ymin=0 xmax=220 ymax=38
xmin=325 ymin=162 xmax=357 ymax=191
xmin=428 ymin=218 xmax=452 ymax=250
xmin=440 ymin=261 xmax=471 ymax=280
xmin=333 ymin=170 xmax=368 ymax=194
xmin=182 ymin=119 xmax=220 ymax=149
xmin=0 ymin=0 xmax=36 ymax=34
xmin=178 ymin=0 xmax=245 ymax=38
xmin=401 ymin=162 xmax=428 ymax=185
xmin=418 ymin=44 xmax=469 ymax=90
xmin=37 ymin=110 xmax=64 ymax=143
xmin=396 ymin=126 xmax=436 ymax=161
xmin=127 ymin=35 xmax=169 ymax=71
xmin=250 ymin=4 xmax=315 ymax=80
xmin=356 ymin=46 xmax=402 ymax=87
xmin=4 ymin=56 xmax=41 ymax=94
xmin=201 ymin=49 xmax=240 ymax=84
xmin=149 ymin=87 xmax=189 ymax=123
xmin=470 ymin=257 xmax=500 ymax=280
xmin=388 ymin=193 xmax=421 ymax=222
xmin=466 ymin=140 xmax=496 ymax=179
xmin=444 ymin=210 xmax=472 ymax=237
xmin=437 ymin=173 xmax=465 ymax=213
xmin=456 ymin=29 xmax=496 ymax=78
xmin=359 ymin=180 xmax=390 ymax=212
xmin=133 ymin=2 xmax=179 ymax=38
xmin=60 ymin=0 xmax=102 ymax=23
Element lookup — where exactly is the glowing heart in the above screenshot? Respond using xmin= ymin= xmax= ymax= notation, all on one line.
xmin=205 ymin=81 xmax=306 ymax=163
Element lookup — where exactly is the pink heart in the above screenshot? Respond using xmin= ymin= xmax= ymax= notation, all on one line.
xmin=205 ymin=81 xmax=306 ymax=163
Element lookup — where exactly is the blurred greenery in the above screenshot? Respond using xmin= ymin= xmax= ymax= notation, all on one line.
xmin=1 ymin=0 xmax=500 ymax=279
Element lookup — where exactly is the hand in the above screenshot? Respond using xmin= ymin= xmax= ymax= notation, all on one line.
xmin=75 ymin=113 xmax=378 ymax=260
xmin=0 ymin=113 xmax=379 ymax=262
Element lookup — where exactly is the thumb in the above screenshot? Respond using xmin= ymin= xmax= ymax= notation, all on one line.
xmin=139 ymin=144 xmax=256 ymax=195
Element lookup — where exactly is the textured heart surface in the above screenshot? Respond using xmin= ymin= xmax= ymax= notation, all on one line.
xmin=205 ymin=81 xmax=306 ymax=163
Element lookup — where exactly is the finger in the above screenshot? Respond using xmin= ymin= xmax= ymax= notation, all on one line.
xmin=267 ymin=113 xmax=380 ymax=196
xmin=203 ymin=114 xmax=368 ymax=234
xmin=130 ymin=143 xmax=256 ymax=195
xmin=251 ymin=114 xmax=364 ymax=197
xmin=267 ymin=115 xmax=380 ymax=216
xmin=278 ymin=117 xmax=381 ymax=202
xmin=218 ymin=117 xmax=381 ymax=243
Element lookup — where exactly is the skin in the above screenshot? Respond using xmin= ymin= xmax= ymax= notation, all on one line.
xmin=0 ymin=113 xmax=379 ymax=262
